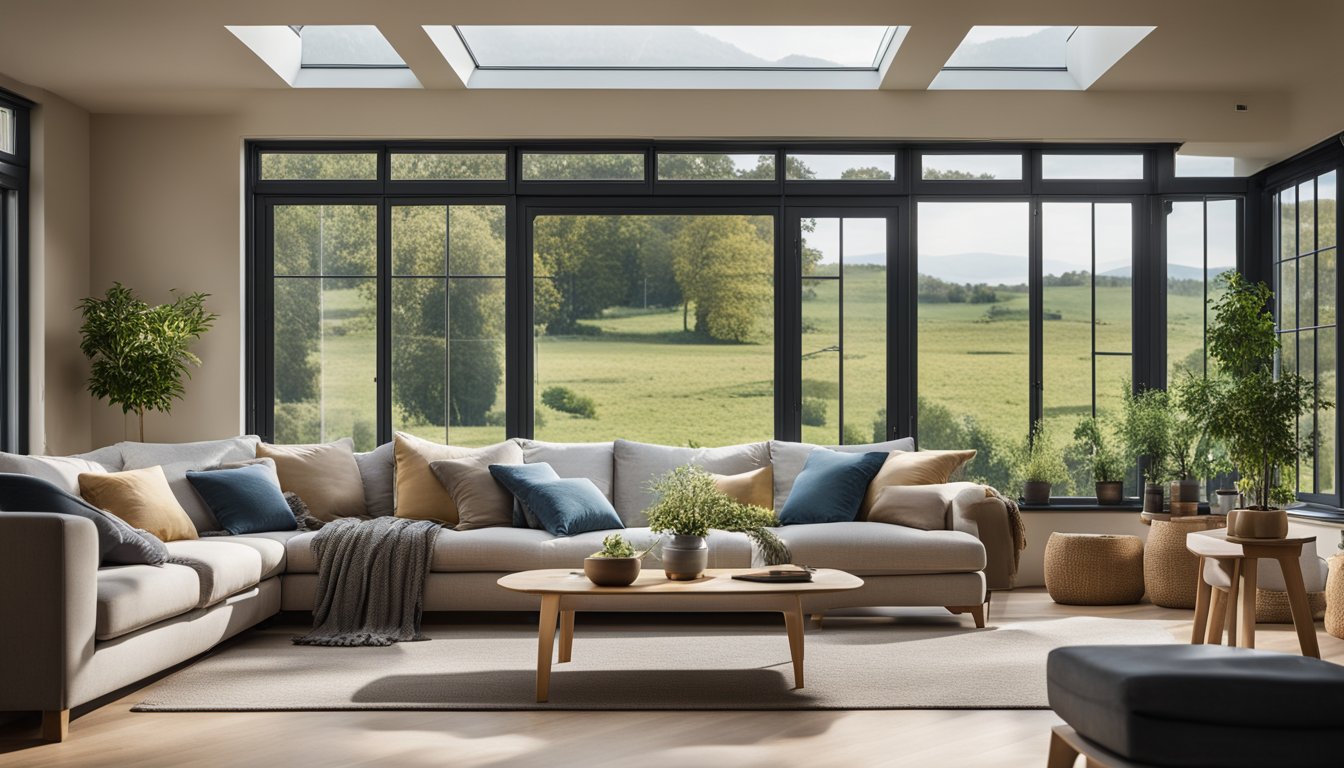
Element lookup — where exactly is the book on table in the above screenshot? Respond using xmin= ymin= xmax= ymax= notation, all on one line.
xmin=731 ymin=565 xmax=815 ymax=583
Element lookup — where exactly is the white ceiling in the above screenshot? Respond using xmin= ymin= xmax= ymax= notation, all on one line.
xmin=0 ymin=0 xmax=1340 ymax=168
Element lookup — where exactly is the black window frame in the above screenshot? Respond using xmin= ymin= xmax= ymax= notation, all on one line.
xmin=0 ymin=88 xmax=31 ymax=454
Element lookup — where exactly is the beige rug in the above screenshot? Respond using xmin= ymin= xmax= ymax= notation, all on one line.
xmin=134 ymin=616 xmax=1176 ymax=711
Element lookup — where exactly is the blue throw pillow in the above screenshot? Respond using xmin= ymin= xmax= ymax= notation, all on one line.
xmin=489 ymin=462 xmax=560 ymax=529
xmin=490 ymin=463 xmax=622 ymax=536
xmin=779 ymin=449 xmax=888 ymax=525
xmin=0 ymin=472 xmax=168 ymax=565
xmin=186 ymin=464 xmax=297 ymax=535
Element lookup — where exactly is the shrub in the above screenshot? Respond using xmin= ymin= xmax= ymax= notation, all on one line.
xmin=351 ymin=419 xmax=376 ymax=452
xmin=801 ymin=397 xmax=828 ymax=427
xmin=842 ymin=423 xmax=868 ymax=446
xmin=541 ymin=386 xmax=598 ymax=419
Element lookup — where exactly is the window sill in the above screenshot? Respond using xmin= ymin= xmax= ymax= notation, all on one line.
xmin=1286 ymin=503 xmax=1344 ymax=525
xmin=1018 ymin=501 xmax=1146 ymax=512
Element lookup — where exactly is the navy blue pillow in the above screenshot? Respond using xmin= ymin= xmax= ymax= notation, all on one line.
xmin=489 ymin=462 xmax=560 ymax=529
xmin=779 ymin=449 xmax=888 ymax=525
xmin=0 ymin=472 xmax=168 ymax=565
xmin=490 ymin=463 xmax=622 ymax=536
xmin=186 ymin=464 xmax=297 ymax=535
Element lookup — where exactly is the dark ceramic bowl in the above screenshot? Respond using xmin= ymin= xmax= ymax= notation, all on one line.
xmin=583 ymin=556 xmax=641 ymax=587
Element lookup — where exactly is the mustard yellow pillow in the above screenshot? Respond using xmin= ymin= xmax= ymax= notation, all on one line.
xmin=859 ymin=449 xmax=976 ymax=519
xmin=79 ymin=465 xmax=199 ymax=542
xmin=712 ymin=466 xmax=774 ymax=510
xmin=394 ymin=432 xmax=505 ymax=525
xmin=256 ymin=438 xmax=365 ymax=522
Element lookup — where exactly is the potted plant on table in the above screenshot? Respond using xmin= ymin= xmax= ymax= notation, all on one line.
xmin=1118 ymin=383 xmax=1173 ymax=516
xmin=1017 ymin=421 xmax=1069 ymax=505
xmin=1177 ymin=272 xmax=1331 ymax=539
xmin=645 ymin=465 xmax=791 ymax=580
xmin=584 ymin=533 xmax=652 ymax=587
xmin=1166 ymin=406 xmax=1205 ymax=516
xmin=1073 ymin=416 xmax=1126 ymax=504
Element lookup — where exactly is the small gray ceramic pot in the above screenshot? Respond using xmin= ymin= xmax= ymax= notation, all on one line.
xmin=662 ymin=534 xmax=709 ymax=580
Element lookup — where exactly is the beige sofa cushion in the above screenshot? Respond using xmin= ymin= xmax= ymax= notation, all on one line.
xmin=860 ymin=449 xmax=977 ymax=519
xmin=214 ymin=530 xmax=304 ymax=579
xmin=164 ymin=540 xmax=264 ymax=607
xmin=769 ymin=438 xmax=915 ymax=511
xmin=612 ymin=439 xmax=772 ymax=524
xmin=392 ymin=432 xmax=485 ymax=525
xmin=518 ymin=439 xmax=615 ymax=501
xmin=770 ymin=522 xmax=986 ymax=576
xmin=0 ymin=453 xmax=111 ymax=495
xmin=867 ymin=485 xmax=952 ymax=530
xmin=257 ymin=438 xmax=366 ymax=521
xmin=429 ymin=442 xmax=524 ymax=531
xmin=95 ymin=563 xmax=202 ymax=640
xmin=79 ymin=465 xmax=199 ymax=542
xmin=712 ymin=466 xmax=774 ymax=509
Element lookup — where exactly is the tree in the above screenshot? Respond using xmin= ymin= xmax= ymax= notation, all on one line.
xmin=672 ymin=216 xmax=773 ymax=342
xmin=79 ymin=283 xmax=217 ymax=441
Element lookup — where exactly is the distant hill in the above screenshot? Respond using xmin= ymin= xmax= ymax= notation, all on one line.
xmin=1101 ymin=264 xmax=1233 ymax=281
xmin=910 ymin=253 xmax=1233 ymax=285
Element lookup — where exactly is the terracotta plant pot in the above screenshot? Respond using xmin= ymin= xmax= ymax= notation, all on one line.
xmin=1095 ymin=481 xmax=1124 ymax=505
xmin=1168 ymin=478 xmax=1200 ymax=516
xmin=583 ymin=556 xmax=641 ymax=587
xmin=1326 ymin=555 xmax=1344 ymax=640
xmin=1022 ymin=481 xmax=1052 ymax=505
xmin=1142 ymin=482 xmax=1164 ymax=516
xmin=1227 ymin=508 xmax=1288 ymax=539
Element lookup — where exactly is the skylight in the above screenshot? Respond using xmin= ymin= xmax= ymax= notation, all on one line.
xmin=293 ymin=25 xmax=406 ymax=69
xmin=454 ymin=26 xmax=899 ymax=70
xmin=228 ymin=25 xmax=421 ymax=88
xmin=943 ymin=26 xmax=1076 ymax=70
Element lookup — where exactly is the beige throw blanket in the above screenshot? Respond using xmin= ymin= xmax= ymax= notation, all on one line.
xmin=294 ymin=516 xmax=441 ymax=647
xmin=985 ymin=486 xmax=1027 ymax=582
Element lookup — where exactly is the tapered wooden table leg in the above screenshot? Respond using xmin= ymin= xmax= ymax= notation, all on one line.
xmin=1278 ymin=553 xmax=1322 ymax=658
xmin=1191 ymin=556 xmax=1211 ymax=644
xmin=784 ymin=596 xmax=805 ymax=689
xmin=1238 ymin=558 xmax=1257 ymax=649
xmin=559 ymin=610 xmax=575 ymax=663
xmin=1207 ymin=589 xmax=1226 ymax=644
xmin=535 ymin=594 xmax=560 ymax=702
xmin=1224 ymin=560 xmax=1242 ymax=647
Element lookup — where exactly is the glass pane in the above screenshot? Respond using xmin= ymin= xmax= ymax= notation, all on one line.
xmin=448 ymin=205 xmax=507 ymax=276
xmin=1174 ymin=155 xmax=1238 ymax=177
xmin=273 ymin=277 xmax=377 ymax=450
xmin=1300 ymin=252 xmax=1316 ymax=328
xmin=392 ymin=278 xmax=445 ymax=433
xmin=1041 ymin=202 xmax=1093 ymax=491
xmin=533 ymin=214 xmax=774 ymax=444
xmin=787 ymin=154 xmax=896 ymax=181
xmin=842 ymin=218 xmax=888 ymax=445
xmin=390 ymin=153 xmax=507 ymax=181
xmin=803 ymin=217 xmax=840 ymax=278
xmin=392 ymin=206 xmax=445 ymax=276
xmin=1321 ymin=171 xmax=1337 ymax=248
xmin=273 ymin=204 xmax=376 ymax=277
xmin=1322 ymin=249 xmax=1337 ymax=326
xmin=521 ymin=153 xmax=644 ymax=181
xmin=1206 ymin=198 xmax=1239 ymax=367
xmin=1280 ymin=259 xmax=1297 ymax=330
xmin=261 ymin=153 xmax=378 ymax=181
xmin=1319 ymin=326 xmax=1337 ymax=494
xmin=1094 ymin=203 xmax=1133 ymax=353
xmin=457 ymin=26 xmax=897 ymax=69
xmin=1279 ymin=187 xmax=1297 ymax=260
xmin=658 ymin=153 xmax=775 ymax=181
xmin=0 ymin=106 xmax=12 ymax=154
xmin=802 ymin=261 xmax=839 ymax=445
xmin=921 ymin=154 xmax=1023 ymax=181
xmin=943 ymin=26 xmax=1075 ymax=69
xmin=1300 ymin=328 xmax=1316 ymax=493
xmin=1095 ymin=354 xmax=1137 ymax=497
xmin=1041 ymin=154 xmax=1144 ymax=181
xmin=917 ymin=200 xmax=1029 ymax=494
xmin=1166 ymin=201 xmax=1205 ymax=379
xmin=1300 ymin=180 xmax=1317 ymax=255
xmin=298 ymin=26 xmax=405 ymax=68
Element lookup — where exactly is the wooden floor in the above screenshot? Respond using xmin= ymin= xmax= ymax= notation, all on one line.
xmin=3 ymin=589 xmax=1341 ymax=768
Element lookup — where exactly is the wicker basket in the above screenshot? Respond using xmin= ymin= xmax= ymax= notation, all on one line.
xmin=1143 ymin=516 xmax=1227 ymax=609
xmin=1044 ymin=533 xmax=1145 ymax=605
xmin=1255 ymin=588 xmax=1327 ymax=623
xmin=1327 ymin=556 xmax=1344 ymax=639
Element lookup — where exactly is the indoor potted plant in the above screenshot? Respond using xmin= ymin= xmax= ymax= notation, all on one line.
xmin=1178 ymin=272 xmax=1331 ymax=538
xmin=1073 ymin=416 xmax=1126 ymax=504
xmin=583 ymin=533 xmax=652 ymax=587
xmin=1166 ymin=407 xmax=1204 ymax=516
xmin=1017 ymin=421 xmax=1069 ymax=505
xmin=1118 ymin=383 xmax=1173 ymax=516
xmin=645 ymin=465 xmax=790 ymax=580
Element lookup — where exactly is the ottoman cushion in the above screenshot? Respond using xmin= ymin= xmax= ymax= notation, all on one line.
xmin=1048 ymin=645 xmax=1344 ymax=767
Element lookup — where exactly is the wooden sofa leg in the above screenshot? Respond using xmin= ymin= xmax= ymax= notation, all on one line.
xmin=810 ymin=613 xmax=824 ymax=628
xmin=946 ymin=603 xmax=988 ymax=629
xmin=42 ymin=709 xmax=69 ymax=742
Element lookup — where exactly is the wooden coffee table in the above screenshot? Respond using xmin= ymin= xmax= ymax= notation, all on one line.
xmin=497 ymin=567 xmax=864 ymax=702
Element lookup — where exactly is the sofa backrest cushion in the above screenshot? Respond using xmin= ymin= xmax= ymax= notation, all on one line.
xmin=518 ymin=438 xmax=615 ymax=501
xmin=393 ymin=433 xmax=518 ymax=526
xmin=257 ymin=438 xmax=367 ymax=522
xmin=867 ymin=484 xmax=955 ymax=531
xmin=769 ymin=437 xmax=915 ymax=511
xmin=79 ymin=465 xmax=200 ymax=542
xmin=778 ymin=449 xmax=887 ymax=525
xmin=612 ymin=439 xmax=771 ymax=525
xmin=0 ymin=452 xmax=111 ymax=495
xmin=713 ymin=466 xmax=774 ymax=509
xmin=0 ymin=472 xmax=169 ymax=565
xmin=354 ymin=440 xmax=396 ymax=517
xmin=119 ymin=435 xmax=261 ymax=532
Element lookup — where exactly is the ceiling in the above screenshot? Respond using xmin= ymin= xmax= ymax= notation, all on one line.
xmin=0 ymin=0 xmax=1340 ymax=169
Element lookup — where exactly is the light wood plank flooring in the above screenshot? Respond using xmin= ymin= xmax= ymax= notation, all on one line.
xmin=3 ymin=589 xmax=1341 ymax=768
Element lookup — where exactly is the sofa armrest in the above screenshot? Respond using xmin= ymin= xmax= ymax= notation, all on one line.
xmin=946 ymin=483 xmax=1018 ymax=592
xmin=0 ymin=512 xmax=99 ymax=713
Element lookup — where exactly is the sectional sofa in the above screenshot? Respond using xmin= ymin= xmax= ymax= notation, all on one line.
xmin=0 ymin=434 xmax=1016 ymax=740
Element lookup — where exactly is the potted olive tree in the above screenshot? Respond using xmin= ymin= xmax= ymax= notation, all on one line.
xmin=1073 ymin=416 xmax=1126 ymax=504
xmin=1118 ymin=384 xmax=1173 ymax=516
xmin=645 ymin=465 xmax=790 ymax=580
xmin=1179 ymin=273 xmax=1331 ymax=538
xmin=1017 ymin=421 xmax=1069 ymax=505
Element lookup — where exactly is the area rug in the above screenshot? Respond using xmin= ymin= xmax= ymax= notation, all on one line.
xmin=134 ymin=616 xmax=1176 ymax=711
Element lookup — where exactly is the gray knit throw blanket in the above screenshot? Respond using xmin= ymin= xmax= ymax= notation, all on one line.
xmin=294 ymin=516 xmax=442 ymax=647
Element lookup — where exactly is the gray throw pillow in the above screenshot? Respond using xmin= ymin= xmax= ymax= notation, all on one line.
xmin=0 ymin=472 xmax=168 ymax=566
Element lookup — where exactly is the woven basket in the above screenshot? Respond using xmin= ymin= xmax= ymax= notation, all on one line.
xmin=1044 ymin=533 xmax=1145 ymax=605
xmin=1143 ymin=516 xmax=1227 ymax=609
xmin=1327 ymin=556 xmax=1344 ymax=639
xmin=1255 ymin=588 xmax=1327 ymax=623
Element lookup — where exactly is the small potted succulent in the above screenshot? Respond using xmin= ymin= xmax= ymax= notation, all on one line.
xmin=1017 ymin=421 xmax=1069 ymax=506
xmin=583 ymin=533 xmax=648 ymax=587
xmin=1073 ymin=416 xmax=1126 ymax=505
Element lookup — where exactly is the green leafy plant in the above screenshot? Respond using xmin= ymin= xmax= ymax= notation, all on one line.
xmin=78 ymin=283 xmax=217 ymax=441
xmin=1016 ymin=421 xmax=1070 ymax=488
xmin=1072 ymin=416 xmax=1126 ymax=484
xmin=540 ymin=385 xmax=597 ymax=419
xmin=645 ymin=465 xmax=791 ymax=565
xmin=1117 ymin=383 xmax=1173 ymax=485
xmin=1178 ymin=272 xmax=1332 ymax=509
xmin=591 ymin=533 xmax=636 ymax=559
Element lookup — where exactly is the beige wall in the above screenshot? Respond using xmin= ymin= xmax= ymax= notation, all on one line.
xmin=0 ymin=73 xmax=91 ymax=454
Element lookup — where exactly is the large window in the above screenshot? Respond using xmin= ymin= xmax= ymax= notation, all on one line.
xmin=0 ymin=90 xmax=28 ymax=453
xmin=1165 ymin=198 xmax=1240 ymax=381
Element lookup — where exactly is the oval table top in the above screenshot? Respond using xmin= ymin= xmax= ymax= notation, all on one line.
xmin=498 ymin=567 xmax=864 ymax=596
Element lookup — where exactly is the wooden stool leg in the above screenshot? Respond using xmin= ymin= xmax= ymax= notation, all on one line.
xmin=1047 ymin=728 xmax=1080 ymax=768
xmin=1238 ymin=558 xmax=1258 ymax=649
xmin=558 ymin=610 xmax=575 ymax=663
xmin=1278 ymin=553 xmax=1323 ymax=659
xmin=1191 ymin=556 xmax=1211 ymax=644
xmin=1224 ymin=560 xmax=1242 ymax=647
xmin=1207 ymin=588 xmax=1227 ymax=645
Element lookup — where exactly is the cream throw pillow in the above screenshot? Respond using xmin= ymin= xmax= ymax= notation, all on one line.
xmin=859 ymin=449 xmax=976 ymax=520
xmin=428 ymin=442 xmax=524 ymax=530
xmin=866 ymin=485 xmax=951 ymax=531
xmin=256 ymin=438 xmax=366 ymax=521
xmin=79 ymin=465 xmax=199 ymax=542
xmin=712 ymin=466 xmax=774 ymax=510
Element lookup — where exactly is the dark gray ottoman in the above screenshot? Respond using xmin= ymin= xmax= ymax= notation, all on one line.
xmin=1047 ymin=645 xmax=1344 ymax=768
